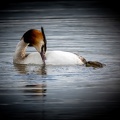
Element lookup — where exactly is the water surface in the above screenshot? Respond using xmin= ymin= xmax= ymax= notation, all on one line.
xmin=0 ymin=1 xmax=120 ymax=119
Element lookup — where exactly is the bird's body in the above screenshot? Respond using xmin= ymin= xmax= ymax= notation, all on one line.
xmin=13 ymin=50 xmax=84 ymax=65
xmin=13 ymin=28 xmax=85 ymax=65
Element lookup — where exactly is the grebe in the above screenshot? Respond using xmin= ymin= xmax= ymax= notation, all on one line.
xmin=13 ymin=27 xmax=85 ymax=65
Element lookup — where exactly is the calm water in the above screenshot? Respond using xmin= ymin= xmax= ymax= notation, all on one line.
xmin=0 ymin=1 xmax=120 ymax=119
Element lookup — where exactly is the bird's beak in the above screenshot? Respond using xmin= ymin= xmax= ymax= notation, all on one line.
xmin=34 ymin=44 xmax=46 ymax=64
xmin=41 ymin=27 xmax=47 ymax=64
xmin=40 ymin=50 xmax=46 ymax=64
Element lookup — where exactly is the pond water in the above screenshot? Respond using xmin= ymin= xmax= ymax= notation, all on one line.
xmin=0 ymin=1 xmax=120 ymax=120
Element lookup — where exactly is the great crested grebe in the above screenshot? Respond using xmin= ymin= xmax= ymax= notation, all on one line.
xmin=13 ymin=27 xmax=87 ymax=65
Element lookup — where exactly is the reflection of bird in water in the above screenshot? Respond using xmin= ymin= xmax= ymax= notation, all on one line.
xmin=13 ymin=64 xmax=47 ymax=96
xmin=13 ymin=64 xmax=47 ymax=75
xmin=24 ymin=84 xmax=47 ymax=96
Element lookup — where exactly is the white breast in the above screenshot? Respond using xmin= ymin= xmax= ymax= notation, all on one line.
xmin=45 ymin=51 xmax=84 ymax=65
xmin=13 ymin=50 xmax=84 ymax=65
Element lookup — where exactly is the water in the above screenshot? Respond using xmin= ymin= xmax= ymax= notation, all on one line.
xmin=0 ymin=1 xmax=120 ymax=119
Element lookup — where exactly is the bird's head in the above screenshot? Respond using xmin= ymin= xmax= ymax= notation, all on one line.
xmin=22 ymin=27 xmax=47 ymax=64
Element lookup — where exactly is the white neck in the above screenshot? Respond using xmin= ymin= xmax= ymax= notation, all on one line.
xmin=13 ymin=39 xmax=28 ymax=61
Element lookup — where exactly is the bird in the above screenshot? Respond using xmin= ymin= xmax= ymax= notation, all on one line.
xmin=13 ymin=27 xmax=86 ymax=65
